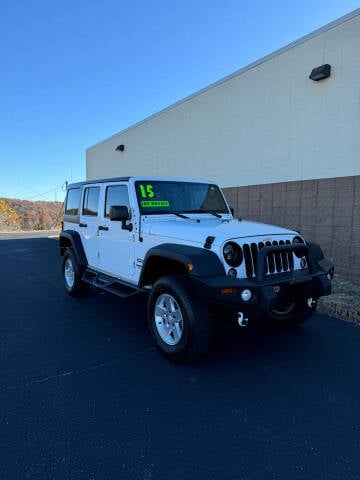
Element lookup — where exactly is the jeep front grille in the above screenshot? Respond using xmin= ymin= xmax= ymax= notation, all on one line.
xmin=242 ymin=240 xmax=294 ymax=278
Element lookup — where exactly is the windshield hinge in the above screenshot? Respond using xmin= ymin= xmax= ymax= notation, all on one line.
xmin=204 ymin=236 xmax=215 ymax=249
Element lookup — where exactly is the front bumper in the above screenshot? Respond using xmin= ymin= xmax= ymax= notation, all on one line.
xmin=193 ymin=269 xmax=331 ymax=312
xmin=191 ymin=243 xmax=333 ymax=313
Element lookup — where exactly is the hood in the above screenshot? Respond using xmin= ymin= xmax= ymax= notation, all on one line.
xmin=141 ymin=216 xmax=297 ymax=246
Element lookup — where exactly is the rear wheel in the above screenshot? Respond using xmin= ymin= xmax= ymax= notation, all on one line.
xmin=62 ymin=249 xmax=89 ymax=297
xmin=148 ymin=275 xmax=212 ymax=362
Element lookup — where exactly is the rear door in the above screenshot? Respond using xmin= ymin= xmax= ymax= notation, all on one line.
xmin=97 ymin=183 xmax=135 ymax=280
xmin=79 ymin=185 xmax=101 ymax=268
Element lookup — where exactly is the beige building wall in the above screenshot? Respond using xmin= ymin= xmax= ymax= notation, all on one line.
xmin=87 ymin=9 xmax=360 ymax=186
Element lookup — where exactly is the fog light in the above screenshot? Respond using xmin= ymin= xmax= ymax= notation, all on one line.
xmin=300 ymin=257 xmax=307 ymax=269
xmin=228 ymin=268 xmax=237 ymax=278
xmin=241 ymin=289 xmax=252 ymax=302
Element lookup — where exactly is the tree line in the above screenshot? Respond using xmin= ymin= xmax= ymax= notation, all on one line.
xmin=0 ymin=198 xmax=63 ymax=231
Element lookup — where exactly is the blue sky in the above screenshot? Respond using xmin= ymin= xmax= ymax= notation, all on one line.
xmin=1 ymin=0 xmax=359 ymax=201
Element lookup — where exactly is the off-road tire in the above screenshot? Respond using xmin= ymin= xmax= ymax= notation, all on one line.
xmin=148 ymin=274 xmax=212 ymax=363
xmin=62 ymin=249 xmax=89 ymax=297
xmin=266 ymin=299 xmax=316 ymax=328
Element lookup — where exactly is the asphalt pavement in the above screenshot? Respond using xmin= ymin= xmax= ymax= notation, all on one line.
xmin=1 ymin=232 xmax=359 ymax=480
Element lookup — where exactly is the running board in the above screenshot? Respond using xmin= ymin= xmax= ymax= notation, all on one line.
xmin=82 ymin=269 xmax=144 ymax=298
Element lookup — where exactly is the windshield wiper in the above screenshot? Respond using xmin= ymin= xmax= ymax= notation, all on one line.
xmin=184 ymin=209 xmax=222 ymax=218
xmin=206 ymin=211 xmax=222 ymax=218
xmin=142 ymin=210 xmax=189 ymax=218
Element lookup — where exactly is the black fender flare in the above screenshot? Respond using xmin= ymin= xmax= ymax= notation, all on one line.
xmin=59 ymin=230 xmax=88 ymax=267
xmin=306 ymin=240 xmax=326 ymax=273
xmin=306 ymin=240 xmax=324 ymax=262
xmin=306 ymin=240 xmax=334 ymax=280
xmin=139 ymin=243 xmax=226 ymax=287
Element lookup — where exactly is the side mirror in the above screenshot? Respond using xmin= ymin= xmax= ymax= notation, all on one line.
xmin=110 ymin=206 xmax=133 ymax=231
xmin=230 ymin=206 xmax=234 ymax=216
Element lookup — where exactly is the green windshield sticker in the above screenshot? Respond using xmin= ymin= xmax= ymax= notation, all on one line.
xmin=139 ymin=184 xmax=155 ymax=198
xmin=141 ymin=200 xmax=170 ymax=208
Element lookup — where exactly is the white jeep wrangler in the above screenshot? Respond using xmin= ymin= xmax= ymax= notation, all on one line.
xmin=60 ymin=177 xmax=333 ymax=362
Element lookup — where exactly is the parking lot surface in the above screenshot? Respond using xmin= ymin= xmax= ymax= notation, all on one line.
xmin=1 ymin=232 xmax=359 ymax=480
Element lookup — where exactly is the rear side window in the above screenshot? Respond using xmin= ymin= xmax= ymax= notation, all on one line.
xmin=82 ymin=187 xmax=100 ymax=216
xmin=65 ymin=188 xmax=81 ymax=215
xmin=105 ymin=185 xmax=130 ymax=217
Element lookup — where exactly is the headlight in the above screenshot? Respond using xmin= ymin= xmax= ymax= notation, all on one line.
xmin=223 ymin=242 xmax=243 ymax=267
xmin=292 ymin=235 xmax=305 ymax=258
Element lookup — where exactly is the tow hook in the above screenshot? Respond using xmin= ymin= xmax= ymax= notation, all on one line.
xmin=237 ymin=312 xmax=249 ymax=327
xmin=307 ymin=297 xmax=317 ymax=309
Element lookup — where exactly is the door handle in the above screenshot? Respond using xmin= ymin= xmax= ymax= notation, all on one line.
xmin=79 ymin=223 xmax=87 ymax=228
xmin=98 ymin=225 xmax=109 ymax=231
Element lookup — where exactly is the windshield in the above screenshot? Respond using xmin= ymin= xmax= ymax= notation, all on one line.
xmin=135 ymin=181 xmax=229 ymax=215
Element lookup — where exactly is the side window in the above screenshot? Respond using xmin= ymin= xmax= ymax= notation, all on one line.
xmin=82 ymin=187 xmax=100 ymax=216
xmin=65 ymin=188 xmax=81 ymax=215
xmin=105 ymin=185 xmax=130 ymax=217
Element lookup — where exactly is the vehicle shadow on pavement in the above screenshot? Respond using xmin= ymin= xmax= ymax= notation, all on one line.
xmin=81 ymin=285 xmax=331 ymax=371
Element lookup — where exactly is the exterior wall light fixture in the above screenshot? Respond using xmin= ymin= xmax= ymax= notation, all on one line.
xmin=115 ymin=144 xmax=125 ymax=152
xmin=309 ymin=64 xmax=331 ymax=81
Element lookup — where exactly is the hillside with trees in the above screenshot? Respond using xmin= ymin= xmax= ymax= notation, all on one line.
xmin=0 ymin=198 xmax=63 ymax=231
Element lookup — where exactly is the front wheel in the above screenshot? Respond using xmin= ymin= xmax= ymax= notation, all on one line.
xmin=266 ymin=299 xmax=316 ymax=328
xmin=147 ymin=275 xmax=212 ymax=363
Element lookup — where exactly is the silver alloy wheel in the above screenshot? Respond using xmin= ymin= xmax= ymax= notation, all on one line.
xmin=154 ymin=293 xmax=184 ymax=346
xmin=64 ymin=257 xmax=75 ymax=288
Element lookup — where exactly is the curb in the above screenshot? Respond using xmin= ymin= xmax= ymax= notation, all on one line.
xmin=317 ymin=275 xmax=360 ymax=325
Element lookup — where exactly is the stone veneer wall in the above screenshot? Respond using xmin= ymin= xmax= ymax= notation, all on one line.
xmin=223 ymin=175 xmax=360 ymax=281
